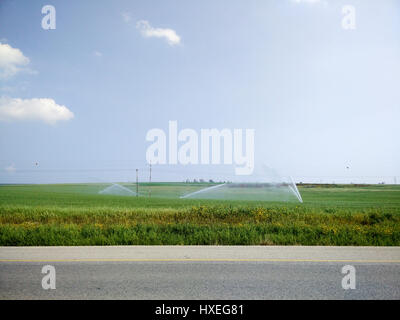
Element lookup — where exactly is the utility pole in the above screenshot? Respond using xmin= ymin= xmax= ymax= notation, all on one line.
xmin=136 ymin=169 xmax=138 ymax=197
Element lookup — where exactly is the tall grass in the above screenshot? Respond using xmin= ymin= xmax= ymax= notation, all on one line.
xmin=0 ymin=204 xmax=399 ymax=246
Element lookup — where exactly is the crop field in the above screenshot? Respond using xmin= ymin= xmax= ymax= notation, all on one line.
xmin=0 ymin=183 xmax=399 ymax=246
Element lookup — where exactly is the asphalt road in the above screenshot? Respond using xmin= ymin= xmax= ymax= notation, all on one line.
xmin=1 ymin=246 xmax=400 ymax=299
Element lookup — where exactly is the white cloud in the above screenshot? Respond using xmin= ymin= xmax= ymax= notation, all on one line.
xmin=122 ymin=12 xmax=132 ymax=23
xmin=4 ymin=163 xmax=16 ymax=173
xmin=0 ymin=97 xmax=74 ymax=125
xmin=93 ymin=50 xmax=103 ymax=57
xmin=0 ymin=43 xmax=31 ymax=79
xmin=136 ymin=20 xmax=181 ymax=46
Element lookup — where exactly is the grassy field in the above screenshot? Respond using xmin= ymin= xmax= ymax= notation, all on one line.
xmin=0 ymin=183 xmax=399 ymax=246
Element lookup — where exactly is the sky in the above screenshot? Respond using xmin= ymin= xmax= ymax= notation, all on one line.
xmin=0 ymin=0 xmax=399 ymax=184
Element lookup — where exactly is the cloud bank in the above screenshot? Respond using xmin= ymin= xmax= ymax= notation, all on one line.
xmin=136 ymin=20 xmax=181 ymax=46
xmin=0 ymin=43 xmax=30 ymax=79
xmin=0 ymin=97 xmax=74 ymax=125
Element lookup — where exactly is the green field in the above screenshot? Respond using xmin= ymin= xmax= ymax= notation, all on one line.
xmin=0 ymin=183 xmax=399 ymax=246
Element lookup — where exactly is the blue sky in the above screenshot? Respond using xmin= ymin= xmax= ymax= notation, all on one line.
xmin=0 ymin=0 xmax=399 ymax=184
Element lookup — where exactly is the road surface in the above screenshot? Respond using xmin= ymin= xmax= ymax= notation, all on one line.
xmin=1 ymin=246 xmax=399 ymax=299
